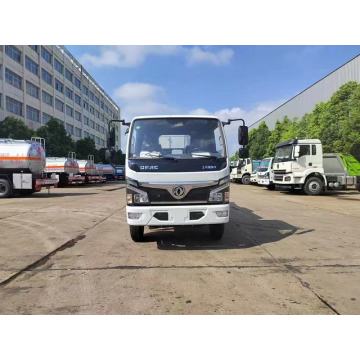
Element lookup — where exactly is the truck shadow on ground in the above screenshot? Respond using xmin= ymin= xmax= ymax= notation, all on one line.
xmin=148 ymin=202 xmax=306 ymax=250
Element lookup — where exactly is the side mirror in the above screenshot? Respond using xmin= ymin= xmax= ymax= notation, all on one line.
xmin=238 ymin=147 xmax=249 ymax=159
xmin=238 ymin=125 xmax=248 ymax=145
xmin=294 ymin=145 xmax=300 ymax=158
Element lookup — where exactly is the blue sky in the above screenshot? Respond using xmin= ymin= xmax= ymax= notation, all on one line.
xmin=67 ymin=45 xmax=360 ymax=153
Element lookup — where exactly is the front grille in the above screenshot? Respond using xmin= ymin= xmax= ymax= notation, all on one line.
xmin=274 ymin=175 xmax=283 ymax=181
xmin=273 ymin=170 xmax=287 ymax=174
xmin=143 ymin=185 xmax=212 ymax=204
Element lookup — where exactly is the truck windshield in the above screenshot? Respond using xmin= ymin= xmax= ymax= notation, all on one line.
xmin=129 ymin=118 xmax=226 ymax=159
xmin=274 ymin=145 xmax=293 ymax=163
xmin=258 ymin=158 xmax=271 ymax=171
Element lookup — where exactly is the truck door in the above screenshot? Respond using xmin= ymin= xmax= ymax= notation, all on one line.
xmin=296 ymin=144 xmax=312 ymax=171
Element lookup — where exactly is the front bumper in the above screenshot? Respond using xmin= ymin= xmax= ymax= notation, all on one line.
xmin=258 ymin=178 xmax=270 ymax=186
xmin=126 ymin=204 xmax=230 ymax=226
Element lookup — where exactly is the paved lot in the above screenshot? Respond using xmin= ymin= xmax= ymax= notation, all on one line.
xmin=0 ymin=182 xmax=359 ymax=314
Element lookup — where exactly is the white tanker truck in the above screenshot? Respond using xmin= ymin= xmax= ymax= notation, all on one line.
xmin=78 ymin=155 xmax=105 ymax=183
xmin=0 ymin=138 xmax=58 ymax=198
xmin=44 ymin=152 xmax=84 ymax=186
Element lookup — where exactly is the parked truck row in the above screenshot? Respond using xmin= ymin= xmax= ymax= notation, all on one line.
xmin=232 ymin=138 xmax=360 ymax=195
xmin=0 ymin=137 xmax=125 ymax=198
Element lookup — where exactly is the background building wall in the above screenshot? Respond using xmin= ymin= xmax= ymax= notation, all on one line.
xmin=251 ymin=54 xmax=360 ymax=129
xmin=0 ymin=45 xmax=121 ymax=149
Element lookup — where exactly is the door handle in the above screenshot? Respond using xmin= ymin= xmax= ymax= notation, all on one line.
xmin=308 ymin=162 xmax=312 ymax=166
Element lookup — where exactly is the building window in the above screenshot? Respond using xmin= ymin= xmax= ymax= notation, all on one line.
xmin=100 ymin=101 xmax=104 ymax=109
xmin=65 ymin=87 xmax=73 ymax=100
xmin=55 ymin=78 xmax=64 ymax=93
xmin=84 ymin=116 xmax=89 ymax=126
xmin=96 ymin=123 xmax=100 ymax=132
xmin=65 ymin=68 xmax=73 ymax=82
xmin=26 ymin=81 xmax=40 ymax=99
xmin=28 ymin=45 xmax=39 ymax=53
xmin=26 ymin=105 xmax=40 ymax=122
xmin=90 ymin=119 xmax=95 ymax=129
xmin=0 ymin=93 xmax=2 ymax=108
xmin=66 ymin=105 xmax=73 ymax=117
xmin=41 ymin=68 xmax=53 ymax=85
xmin=25 ymin=56 xmax=39 ymax=76
xmin=75 ymin=111 xmax=82 ymax=122
xmin=82 ymin=85 xmax=89 ymax=96
xmin=94 ymin=96 xmax=100 ymax=106
xmin=74 ymin=93 xmax=81 ymax=106
xmin=42 ymin=112 xmax=52 ymax=124
xmin=42 ymin=90 xmax=53 ymax=106
xmin=5 ymin=45 xmax=22 ymax=64
xmin=55 ymin=98 xmax=64 ymax=112
xmin=54 ymin=58 xmax=64 ymax=74
xmin=65 ymin=123 xmax=74 ymax=135
xmin=83 ymin=100 xmax=89 ymax=111
xmin=84 ymin=130 xmax=90 ymax=138
xmin=75 ymin=127 xmax=82 ymax=137
xmin=89 ymin=105 xmax=94 ymax=114
xmin=95 ymin=110 xmax=100 ymax=119
xmin=6 ymin=96 xmax=23 ymax=116
xmin=74 ymin=76 xmax=81 ymax=89
xmin=89 ymin=91 xmax=94 ymax=102
xmin=5 ymin=68 xmax=22 ymax=89
xmin=41 ymin=46 xmax=52 ymax=64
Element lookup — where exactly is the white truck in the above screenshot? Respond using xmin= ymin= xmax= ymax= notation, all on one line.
xmin=272 ymin=139 xmax=360 ymax=195
xmin=256 ymin=157 xmax=275 ymax=190
xmin=124 ymin=115 xmax=248 ymax=242
xmin=0 ymin=138 xmax=58 ymax=198
xmin=230 ymin=158 xmax=261 ymax=185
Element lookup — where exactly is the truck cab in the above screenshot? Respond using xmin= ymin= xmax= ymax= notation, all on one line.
xmin=257 ymin=157 xmax=275 ymax=189
xmin=273 ymin=139 xmax=360 ymax=195
xmin=125 ymin=115 xmax=248 ymax=242
xmin=230 ymin=158 xmax=260 ymax=185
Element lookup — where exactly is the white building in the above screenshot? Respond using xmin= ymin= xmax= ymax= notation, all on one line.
xmin=251 ymin=53 xmax=360 ymax=130
xmin=0 ymin=45 xmax=120 ymax=149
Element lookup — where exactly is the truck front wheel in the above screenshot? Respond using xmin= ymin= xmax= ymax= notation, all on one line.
xmin=242 ymin=174 xmax=251 ymax=185
xmin=129 ymin=225 xmax=144 ymax=242
xmin=304 ymin=177 xmax=323 ymax=196
xmin=209 ymin=224 xmax=225 ymax=240
xmin=0 ymin=179 xmax=12 ymax=198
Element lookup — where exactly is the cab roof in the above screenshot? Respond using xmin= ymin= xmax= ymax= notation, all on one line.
xmin=132 ymin=115 xmax=220 ymax=121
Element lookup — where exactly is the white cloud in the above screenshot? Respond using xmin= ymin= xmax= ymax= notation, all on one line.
xmin=80 ymin=46 xmax=234 ymax=68
xmin=113 ymin=82 xmax=178 ymax=150
xmin=186 ymin=47 xmax=234 ymax=66
xmin=81 ymin=46 xmax=181 ymax=68
xmin=189 ymin=100 xmax=283 ymax=156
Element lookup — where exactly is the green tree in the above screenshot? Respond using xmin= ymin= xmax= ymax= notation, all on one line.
xmin=75 ymin=137 xmax=97 ymax=160
xmin=247 ymin=121 xmax=271 ymax=159
xmin=36 ymin=118 xmax=74 ymax=156
xmin=0 ymin=117 xmax=34 ymax=139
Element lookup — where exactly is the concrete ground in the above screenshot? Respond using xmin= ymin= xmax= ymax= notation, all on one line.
xmin=0 ymin=182 xmax=359 ymax=314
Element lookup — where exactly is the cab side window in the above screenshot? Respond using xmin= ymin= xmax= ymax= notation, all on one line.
xmin=312 ymin=145 xmax=317 ymax=155
xmin=299 ymin=145 xmax=310 ymax=157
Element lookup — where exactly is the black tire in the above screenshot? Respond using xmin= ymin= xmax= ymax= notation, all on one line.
xmin=129 ymin=225 xmax=144 ymax=242
xmin=304 ymin=176 xmax=323 ymax=196
xmin=209 ymin=224 xmax=225 ymax=241
xmin=0 ymin=178 xmax=12 ymax=198
xmin=267 ymin=183 xmax=275 ymax=190
xmin=242 ymin=174 xmax=251 ymax=185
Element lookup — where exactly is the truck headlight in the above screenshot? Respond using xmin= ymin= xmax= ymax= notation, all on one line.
xmin=127 ymin=185 xmax=149 ymax=205
xmin=264 ymin=172 xmax=269 ymax=178
xmin=209 ymin=184 xmax=229 ymax=203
